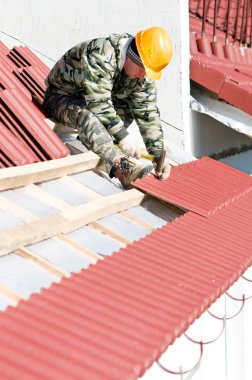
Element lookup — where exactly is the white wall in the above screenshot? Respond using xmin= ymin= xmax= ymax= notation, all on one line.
xmin=0 ymin=0 xmax=190 ymax=148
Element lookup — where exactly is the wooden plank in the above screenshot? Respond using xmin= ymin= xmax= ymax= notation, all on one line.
xmin=61 ymin=176 xmax=102 ymax=201
xmin=56 ymin=234 xmax=102 ymax=262
xmin=15 ymin=247 xmax=67 ymax=278
xmin=25 ymin=184 xmax=73 ymax=212
xmin=61 ymin=189 xmax=146 ymax=233
xmin=120 ymin=210 xmax=154 ymax=231
xmin=0 ymin=195 xmax=38 ymax=223
xmin=0 ymin=283 xmax=25 ymax=303
xmin=62 ymin=179 xmax=154 ymax=231
xmin=0 ymin=189 xmax=145 ymax=255
xmin=0 ymin=152 xmax=100 ymax=191
xmin=0 ymin=214 xmax=65 ymax=256
xmin=89 ymin=221 xmax=130 ymax=245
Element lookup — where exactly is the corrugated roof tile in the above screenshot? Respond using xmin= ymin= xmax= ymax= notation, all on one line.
xmin=133 ymin=157 xmax=252 ymax=216
xmin=0 ymin=155 xmax=252 ymax=378
xmin=0 ymin=195 xmax=252 ymax=379
xmin=0 ymin=41 xmax=69 ymax=167
xmin=0 ymin=121 xmax=37 ymax=166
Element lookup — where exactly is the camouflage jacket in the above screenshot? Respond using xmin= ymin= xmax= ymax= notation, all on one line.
xmin=45 ymin=33 xmax=163 ymax=156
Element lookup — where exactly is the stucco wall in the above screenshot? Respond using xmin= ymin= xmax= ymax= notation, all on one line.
xmin=0 ymin=0 xmax=190 ymax=148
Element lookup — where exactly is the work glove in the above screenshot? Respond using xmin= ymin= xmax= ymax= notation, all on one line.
xmin=153 ymin=150 xmax=171 ymax=180
xmin=118 ymin=134 xmax=142 ymax=159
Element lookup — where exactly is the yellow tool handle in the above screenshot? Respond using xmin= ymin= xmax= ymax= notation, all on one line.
xmin=140 ymin=152 xmax=155 ymax=161
xmin=114 ymin=144 xmax=154 ymax=161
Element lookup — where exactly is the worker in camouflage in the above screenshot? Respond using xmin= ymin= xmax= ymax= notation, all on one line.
xmin=43 ymin=27 xmax=174 ymax=188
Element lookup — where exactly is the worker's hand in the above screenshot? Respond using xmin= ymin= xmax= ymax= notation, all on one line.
xmin=153 ymin=151 xmax=171 ymax=180
xmin=155 ymin=159 xmax=171 ymax=180
xmin=118 ymin=135 xmax=142 ymax=159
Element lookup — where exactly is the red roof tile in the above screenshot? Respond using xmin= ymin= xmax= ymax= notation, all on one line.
xmin=0 ymin=121 xmax=37 ymax=166
xmin=0 ymin=41 xmax=69 ymax=167
xmin=0 ymin=158 xmax=252 ymax=379
xmin=189 ymin=0 xmax=252 ymax=115
xmin=133 ymin=157 xmax=252 ymax=216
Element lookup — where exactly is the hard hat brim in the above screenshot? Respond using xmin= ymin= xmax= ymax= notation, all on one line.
xmin=145 ymin=67 xmax=162 ymax=81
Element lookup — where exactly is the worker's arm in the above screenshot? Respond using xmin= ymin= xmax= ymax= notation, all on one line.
xmin=81 ymin=43 xmax=128 ymax=143
xmin=129 ymin=78 xmax=164 ymax=158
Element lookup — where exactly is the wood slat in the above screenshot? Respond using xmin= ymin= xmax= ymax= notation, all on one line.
xmin=0 ymin=283 xmax=25 ymax=303
xmin=89 ymin=222 xmax=131 ymax=245
xmin=56 ymin=234 xmax=102 ymax=262
xmin=0 ymin=189 xmax=145 ymax=255
xmin=120 ymin=211 xmax=154 ymax=231
xmin=25 ymin=184 xmax=73 ymax=212
xmin=0 ymin=195 xmax=38 ymax=223
xmin=15 ymin=247 xmax=67 ymax=279
xmin=61 ymin=189 xmax=145 ymax=233
xmin=58 ymin=178 xmax=155 ymax=231
xmin=0 ymin=152 xmax=100 ymax=191
xmin=59 ymin=176 xmax=102 ymax=201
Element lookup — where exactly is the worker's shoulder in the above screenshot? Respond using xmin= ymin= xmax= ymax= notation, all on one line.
xmin=87 ymin=33 xmax=132 ymax=50
xmin=108 ymin=32 xmax=132 ymax=47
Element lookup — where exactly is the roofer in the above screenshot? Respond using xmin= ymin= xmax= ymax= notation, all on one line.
xmin=43 ymin=26 xmax=173 ymax=189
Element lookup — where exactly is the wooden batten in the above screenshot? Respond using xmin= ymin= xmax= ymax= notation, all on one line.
xmin=56 ymin=234 xmax=102 ymax=262
xmin=25 ymin=184 xmax=73 ymax=212
xmin=59 ymin=176 xmax=102 ymax=201
xmin=120 ymin=210 xmax=154 ymax=231
xmin=15 ymin=247 xmax=67 ymax=279
xmin=89 ymin=222 xmax=130 ymax=245
xmin=0 ymin=152 xmax=100 ymax=191
xmin=0 ymin=283 xmax=26 ymax=303
xmin=61 ymin=189 xmax=146 ymax=233
xmin=0 ymin=189 xmax=145 ymax=255
xmin=0 ymin=195 xmax=38 ymax=223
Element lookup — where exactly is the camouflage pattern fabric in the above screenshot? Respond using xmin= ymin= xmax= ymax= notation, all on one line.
xmin=44 ymin=93 xmax=123 ymax=173
xmin=44 ymin=33 xmax=164 ymax=173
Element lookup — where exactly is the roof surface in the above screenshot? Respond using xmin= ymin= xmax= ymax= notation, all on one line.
xmin=0 ymin=41 xmax=69 ymax=166
xmin=189 ymin=0 xmax=252 ymax=115
xmin=0 ymin=156 xmax=251 ymax=379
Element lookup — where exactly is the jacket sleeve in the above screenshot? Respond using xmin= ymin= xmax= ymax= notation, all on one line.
xmin=81 ymin=49 xmax=128 ymax=143
xmin=129 ymin=78 xmax=164 ymax=157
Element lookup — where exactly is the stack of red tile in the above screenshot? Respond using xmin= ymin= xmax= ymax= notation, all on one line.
xmin=0 ymin=41 xmax=69 ymax=167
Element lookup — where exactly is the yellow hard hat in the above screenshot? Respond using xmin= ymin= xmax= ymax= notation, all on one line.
xmin=135 ymin=26 xmax=173 ymax=80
